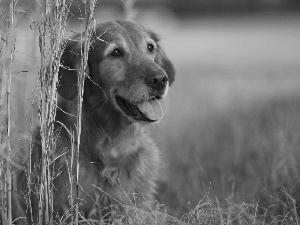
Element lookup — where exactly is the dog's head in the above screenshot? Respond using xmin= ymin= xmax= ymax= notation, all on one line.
xmin=58 ymin=21 xmax=175 ymax=123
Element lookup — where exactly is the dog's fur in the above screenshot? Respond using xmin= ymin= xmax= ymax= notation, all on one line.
xmin=13 ymin=21 xmax=175 ymax=223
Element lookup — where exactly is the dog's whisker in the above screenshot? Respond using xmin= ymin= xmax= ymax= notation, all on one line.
xmin=128 ymin=84 xmax=136 ymax=92
xmin=128 ymin=85 xmax=138 ymax=103
xmin=167 ymin=86 xmax=175 ymax=97
xmin=130 ymin=92 xmax=138 ymax=104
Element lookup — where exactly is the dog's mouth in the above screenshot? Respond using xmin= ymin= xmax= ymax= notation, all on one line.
xmin=115 ymin=96 xmax=164 ymax=122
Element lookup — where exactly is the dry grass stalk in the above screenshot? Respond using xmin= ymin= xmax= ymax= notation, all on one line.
xmin=0 ymin=0 xmax=16 ymax=224
xmin=74 ymin=1 xmax=96 ymax=223
xmin=37 ymin=0 xmax=69 ymax=224
xmin=5 ymin=1 xmax=15 ymax=223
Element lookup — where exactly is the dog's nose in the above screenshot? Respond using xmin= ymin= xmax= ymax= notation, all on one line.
xmin=146 ymin=75 xmax=169 ymax=88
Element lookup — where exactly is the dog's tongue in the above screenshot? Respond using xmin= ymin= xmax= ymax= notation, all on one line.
xmin=137 ymin=99 xmax=164 ymax=121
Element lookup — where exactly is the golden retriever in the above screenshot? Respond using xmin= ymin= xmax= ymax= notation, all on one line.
xmin=13 ymin=20 xmax=175 ymax=223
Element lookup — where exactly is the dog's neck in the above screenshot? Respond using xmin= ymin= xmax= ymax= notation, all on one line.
xmin=57 ymin=95 xmax=147 ymax=165
xmin=85 ymin=97 xmax=148 ymax=172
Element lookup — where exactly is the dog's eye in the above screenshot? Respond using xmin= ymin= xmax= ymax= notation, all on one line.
xmin=147 ymin=43 xmax=154 ymax=52
xmin=110 ymin=48 xmax=122 ymax=57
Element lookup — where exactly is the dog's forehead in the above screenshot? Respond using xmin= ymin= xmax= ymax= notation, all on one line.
xmin=97 ymin=21 xmax=151 ymax=45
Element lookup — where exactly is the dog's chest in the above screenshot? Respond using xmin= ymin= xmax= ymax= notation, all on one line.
xmin=76 ymin=152 xmax=143 ymax=207
xmin=55 ymin=123 xmax=159 ymax=211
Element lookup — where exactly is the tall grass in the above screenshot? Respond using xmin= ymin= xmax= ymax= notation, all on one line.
xmin=35 ymin=0 xmax=96 ymax=224
xmin=74 ymin=0 xmax=95 ymax=223
xmin=0 ymin=0 xmax=16 ymax=224
xmin=37 ymin=1 xmax=69 ymax=223
xmin=1 ymin=0 xmax=96 ymax=224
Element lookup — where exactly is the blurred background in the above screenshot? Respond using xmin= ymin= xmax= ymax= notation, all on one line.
xmin=1 ymin=0 xmax=300 ymax=216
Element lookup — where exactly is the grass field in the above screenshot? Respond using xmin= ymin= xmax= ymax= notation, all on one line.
xmin=4 ymin=10 xmax=300 ymax=224
xmin=150 ymin=13 xmax=300 ymax=219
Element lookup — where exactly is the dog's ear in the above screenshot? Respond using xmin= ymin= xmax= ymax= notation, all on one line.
xmin=58 ymin=39 xmax=90 ymax=100
xmin=147 ymin=30 xmax=175 ymax=85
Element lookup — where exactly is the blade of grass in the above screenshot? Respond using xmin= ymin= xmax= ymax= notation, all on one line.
xmin=37 ymin=0 xmax=70 ymax=224
xmin=75 ymin=1 xmax=96 ymax=223
xmin=5 ymin=0 xmax=16 ymax=224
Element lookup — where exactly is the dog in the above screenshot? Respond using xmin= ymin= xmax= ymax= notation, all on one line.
xmin=13 ymin=20 xmax=175 ymax=223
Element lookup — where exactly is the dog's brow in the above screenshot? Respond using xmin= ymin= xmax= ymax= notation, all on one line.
xmin=104 ymin=37 xmax=129 ymax=57
xmin=129 ymin=31 xmax=151 ymax=50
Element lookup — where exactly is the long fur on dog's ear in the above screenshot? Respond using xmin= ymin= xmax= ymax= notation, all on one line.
xmin=58 ymin=39 xmax=88 ymax=100
xmin=147 ymin=30 xmax=175 ymax=85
